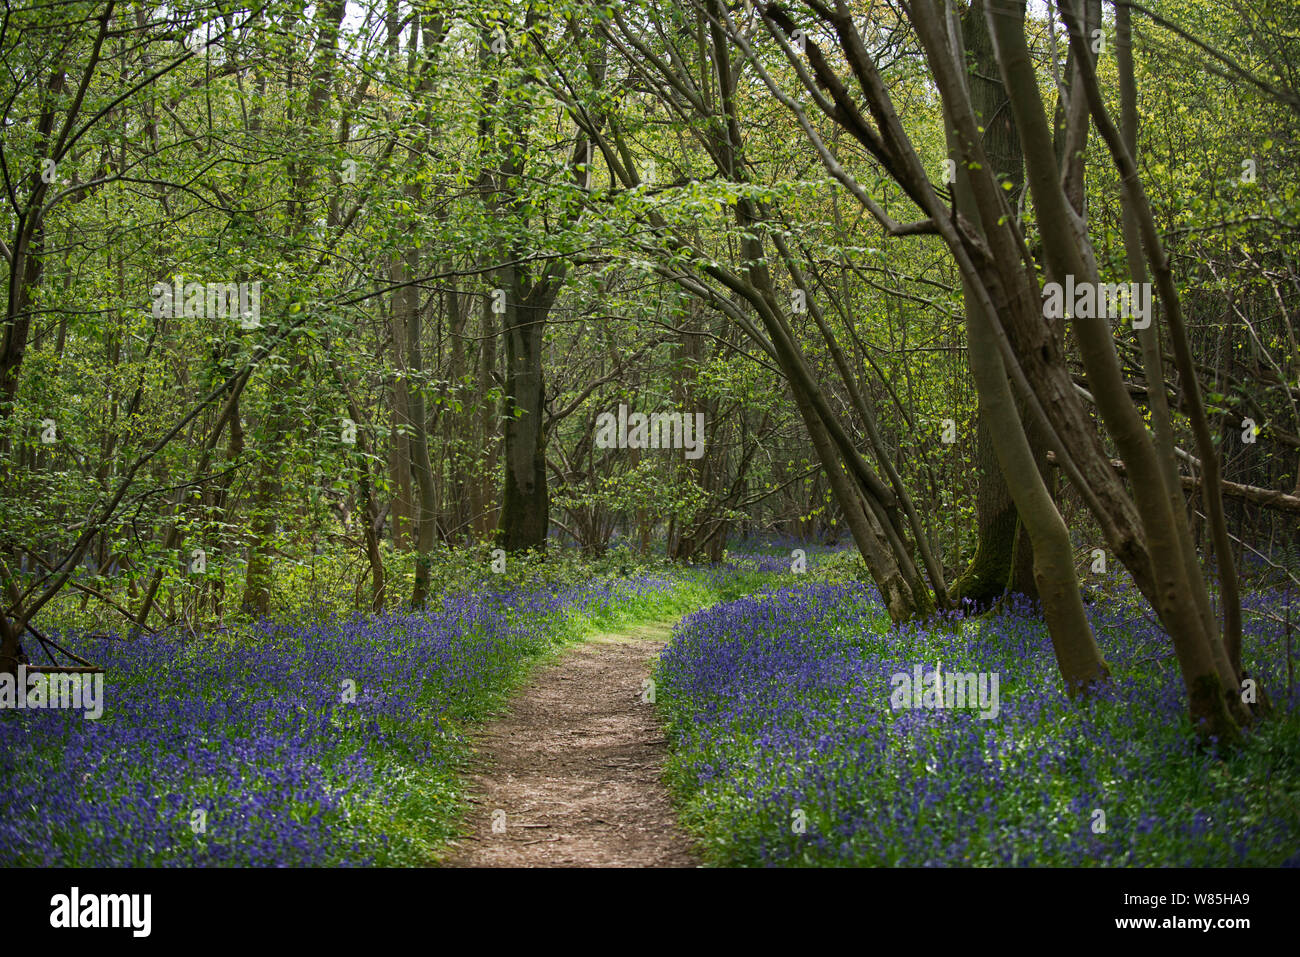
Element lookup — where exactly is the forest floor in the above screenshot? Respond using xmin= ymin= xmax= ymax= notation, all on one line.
xmin=438 ymin=619 xmax=698 ymax=867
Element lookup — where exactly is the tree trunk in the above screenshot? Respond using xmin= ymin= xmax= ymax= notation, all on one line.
xmin=401 ymin=12 xmax=442 ymax=605
xmin=497 ymin=273 xmax=550 ymax=552
xmin=950 ymin=0 xmax=1039 ymax=607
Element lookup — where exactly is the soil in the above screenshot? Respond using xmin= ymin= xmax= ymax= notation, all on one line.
xmin=439 ymin=620 xmax=698 ymax=868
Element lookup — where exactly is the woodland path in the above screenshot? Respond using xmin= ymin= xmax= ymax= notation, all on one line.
xmin=439 ymin=619 xmax=698 ymax=867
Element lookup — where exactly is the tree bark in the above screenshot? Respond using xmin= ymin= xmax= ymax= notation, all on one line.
xmin=950 ymin=0 xmax=1039 ymax=606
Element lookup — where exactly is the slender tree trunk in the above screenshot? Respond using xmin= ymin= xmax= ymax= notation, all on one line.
xmin=497 ymin=272 xmax=550 ymax=552
xmin=388 ymin=292 xmax=414 ymax=549
xmin=401 ymin=12 xmax=443 ymax=605
xmin=950 ymin=0 xmax=1039 ymax=606
xmin=239 ymin=0 xmax=346 ymax=615
xmin=471 ymin=292 xmax=499 ymax=539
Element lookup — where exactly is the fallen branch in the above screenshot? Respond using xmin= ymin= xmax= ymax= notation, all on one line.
xmin=1046 ymin=451 xmax=1300 ymax=514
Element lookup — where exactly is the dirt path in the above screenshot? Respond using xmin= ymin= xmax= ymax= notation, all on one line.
xmin=439 ymin=620 xmax=697 ymax=868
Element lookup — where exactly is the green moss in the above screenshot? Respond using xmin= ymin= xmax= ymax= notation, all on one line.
xmin=951 ymin=508 xmax=1019 ymax=608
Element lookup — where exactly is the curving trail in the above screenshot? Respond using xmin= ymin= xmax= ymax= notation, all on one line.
xmin=439 ymin=620 xmax=697 ymax=868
